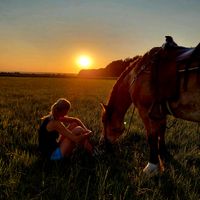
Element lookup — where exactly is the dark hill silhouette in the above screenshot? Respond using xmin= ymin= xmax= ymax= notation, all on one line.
xmin=78 ymin=56 xmax=140 ymax=78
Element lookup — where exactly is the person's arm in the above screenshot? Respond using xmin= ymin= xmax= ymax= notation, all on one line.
xmin=49 ymin=120 xmax=89 ymax=143
xmin=60 ymin=116 xmax=88 ymax=130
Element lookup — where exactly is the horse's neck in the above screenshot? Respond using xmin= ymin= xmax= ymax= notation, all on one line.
xmin=109 ymin=77 xmax=132 ymax=119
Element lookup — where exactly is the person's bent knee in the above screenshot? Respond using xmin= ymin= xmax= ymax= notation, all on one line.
xmin=72 ymin=126 xmax=85 ymax=135
xmin=68 ymin=122 xmax=79 ymax=130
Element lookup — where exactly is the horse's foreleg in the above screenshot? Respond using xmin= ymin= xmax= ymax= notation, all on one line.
xmin=148 ymin=133 xmax=159 ymax=164
xmin=143 ymin=130 xmax=159 ymax=174
xmin=139 ymin=110 xmax=167 ymax=174
xmin=138 ymin=106 xmax=166 ymax=173
xmin=158 ymin=121 xmax=171 ymax=162
xmin=138 ymin=110 xmax=158 ymax=173
xmin=158 ymin=123 xmax=166 ymax=158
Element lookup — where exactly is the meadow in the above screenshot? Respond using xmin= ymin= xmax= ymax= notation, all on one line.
xmin=0 ymin=76 xmax=199 ymax=200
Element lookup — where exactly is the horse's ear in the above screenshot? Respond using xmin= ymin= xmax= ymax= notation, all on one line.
xmin=100 ymin=103 xmax=107 ymax=111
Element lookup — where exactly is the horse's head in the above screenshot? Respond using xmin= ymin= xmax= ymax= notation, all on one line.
xmin=99 ymin=57 xmax=142 ymax=148
xmin=100 ymin=103 xmax=125 ymax=144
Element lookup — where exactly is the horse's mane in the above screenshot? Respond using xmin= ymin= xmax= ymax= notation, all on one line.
xmin=113 ymin=56 xmax=142 ymax=89
xmin=107 ymin=56 xmax=142 ymax=107
xmin=135 ymin=47 xmax=161 ymax=69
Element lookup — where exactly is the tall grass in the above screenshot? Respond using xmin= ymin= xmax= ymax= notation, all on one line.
xmin=0 ymin=77 xmax=199 ymax=200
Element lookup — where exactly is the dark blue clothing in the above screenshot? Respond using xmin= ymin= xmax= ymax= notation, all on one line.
xmin=38 ymin=117 xmax=59 ymax=158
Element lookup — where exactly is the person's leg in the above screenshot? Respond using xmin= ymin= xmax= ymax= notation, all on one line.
xmin=50 ymin=147 xmax=63 ymax=160
xmin=59 ymin=122 xmax=81 ymax=143
xmin=71 ymin=126 xmax=93 ymax=154
xmin=59 ymin=137 xmax=76 ymax=157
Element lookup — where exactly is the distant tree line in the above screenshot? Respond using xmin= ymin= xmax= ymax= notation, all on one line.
xmin=78 ymin=56 xmax=140 ymax=78
xmin=0 ymin=72 xmax=76 ymax=78
xmin=0 ymin=56 xmax=140 ymax=78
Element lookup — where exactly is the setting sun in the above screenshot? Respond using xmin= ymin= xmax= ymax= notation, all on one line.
xmin=76 ymin=55 xmax=92 ymax=69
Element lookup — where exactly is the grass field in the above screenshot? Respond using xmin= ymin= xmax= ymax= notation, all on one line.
xmin=0 ymin=77 xmax=199 ymax=200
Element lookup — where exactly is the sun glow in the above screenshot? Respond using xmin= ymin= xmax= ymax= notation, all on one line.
xmin=76 ymin=55 xmax=92 ymax=69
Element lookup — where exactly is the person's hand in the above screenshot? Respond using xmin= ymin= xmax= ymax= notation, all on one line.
xmin=83 ymin=129 xmax=92 ymax=136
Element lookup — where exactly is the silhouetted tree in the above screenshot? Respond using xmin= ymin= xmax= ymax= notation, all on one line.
xmin=78 ymin=55 xmax=140 ymax=78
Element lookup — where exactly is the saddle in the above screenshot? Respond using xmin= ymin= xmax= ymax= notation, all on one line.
xmin=177 ymin=43 xmax=200 ymax=90
xmin=149 ymin=43 xmax=200 ymax=119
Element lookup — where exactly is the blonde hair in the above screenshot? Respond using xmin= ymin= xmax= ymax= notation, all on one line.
xmin=41 ymin=98 xmax=71 ymax=119
xmin=51 ymin=98 xmax=71 ymax=117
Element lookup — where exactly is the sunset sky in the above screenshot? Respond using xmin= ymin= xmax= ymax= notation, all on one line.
xmin=0 ymin=0 xmax=200 ymax=74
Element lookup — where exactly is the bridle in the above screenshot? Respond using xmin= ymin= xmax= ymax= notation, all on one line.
xmin=102 ymin=108 xmax=125 ymax=142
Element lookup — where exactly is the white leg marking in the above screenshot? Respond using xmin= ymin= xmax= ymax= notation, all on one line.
xmin=143 ymin=162 xmax=159 ymax=174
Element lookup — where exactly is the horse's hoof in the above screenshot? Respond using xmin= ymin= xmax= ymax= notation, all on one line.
xmin=143 ymin=162 xmax=159 ymax=175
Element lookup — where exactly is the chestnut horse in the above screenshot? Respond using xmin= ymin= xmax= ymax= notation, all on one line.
xmin=101 ymin=46 xmax=200 ymax=174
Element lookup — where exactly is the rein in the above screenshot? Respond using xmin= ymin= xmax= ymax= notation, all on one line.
xmin=125 ymin=106 xmax=135 ymax=135
xmin=125 ymin=61 xmax=150 ymax=135
xmin=129 ymin=64 xmax=148 ymax=87
xmin=125 ymin=62 xmax=149 ymax=134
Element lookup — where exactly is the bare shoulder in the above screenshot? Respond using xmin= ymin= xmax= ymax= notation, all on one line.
xmin=46 ymin=120 xmax=62 ymax=132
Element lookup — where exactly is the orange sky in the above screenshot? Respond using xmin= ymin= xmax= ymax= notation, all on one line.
xmin=0 ymin=0 xmax=200 ymax=74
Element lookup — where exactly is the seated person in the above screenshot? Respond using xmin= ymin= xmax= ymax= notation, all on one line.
xmin=38 ymin=98 xmax=99 ymax=160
